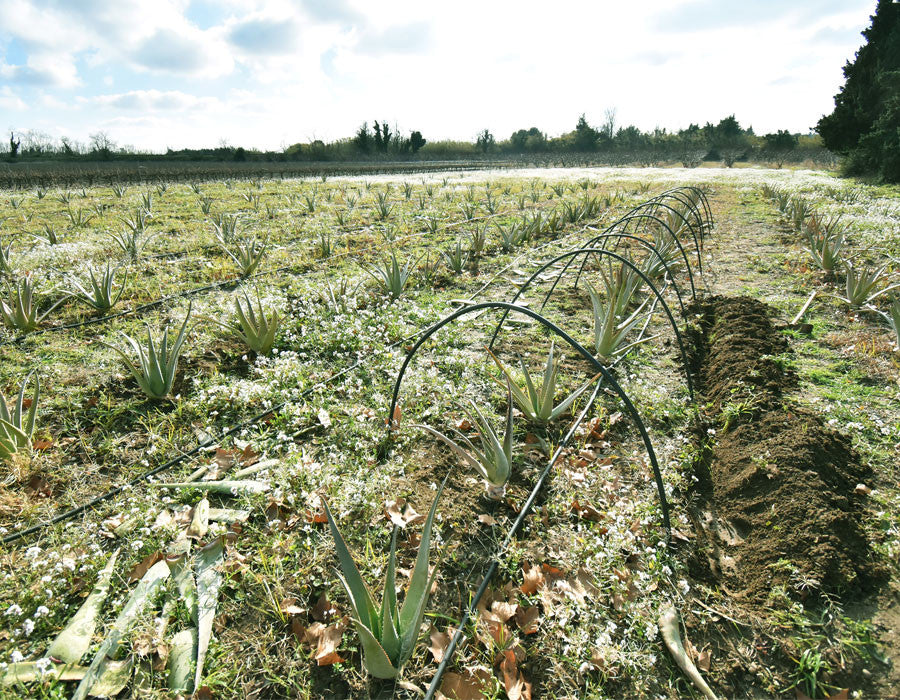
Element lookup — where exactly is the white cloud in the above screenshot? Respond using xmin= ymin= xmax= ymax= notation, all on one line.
xmin=86 ymin=89 xmax=222 ymax=111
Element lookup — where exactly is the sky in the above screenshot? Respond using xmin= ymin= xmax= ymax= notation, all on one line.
xmin=0 ymin=0 xmax=879 ymax=152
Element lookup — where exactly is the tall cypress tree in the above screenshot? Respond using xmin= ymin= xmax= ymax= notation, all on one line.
xmin=817 ymin=0 xmax=900 ymax=181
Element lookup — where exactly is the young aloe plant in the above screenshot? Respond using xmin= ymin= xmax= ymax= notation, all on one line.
xmin=212 ymin=290 xmax=281 ymax=355
xmin=102 ymin=304 xmax=193 ymax=399
xmin=0 ymin=372 xmax=39 ymax=461
xmin=441 ymin=239 xmax=468 ymax=274
xmin=806 ymin=216 xmax=845 ymax=273
xmin=222 ymin=236 xmax=268 ymax=277
xmin=880 ymin=297 xmax=900 ymax=346
xmin=322 ymin=478 xmax=446 ymax=679
xmin=69 ymin=263 xmax=128 ymax=313
xmin=366 ymin=252 xmax=414 ymax=302
xmin=0 ymin=239 xmax=12 ymax=276
xmin=1 ymin=275 xmax=66 ymax=332
xmin=488 ymin=342 xmax=599 ymax=425
xmin=585 ymin=279 xmax=655 ymax=363
xmin=418 ymin=384 xmax=514 ymax=500
xmin=837 ymin=261 xmax=900 ymax=308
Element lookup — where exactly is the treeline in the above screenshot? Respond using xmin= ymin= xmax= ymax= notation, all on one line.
xmin=4 ymin=113 xmax=829 ymax=168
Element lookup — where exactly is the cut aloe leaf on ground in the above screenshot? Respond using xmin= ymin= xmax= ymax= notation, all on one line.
xmin=208 ymin=507 xmax=250 ymax=523
xmin=168 ymin=627 xmax=198 ymax=693
xmin=1 ymin=658 xmax=131 ymax=693
xmin=150 ymin=480 xmax=270 ymax=494
xmin=47 ymin=548 xmax=120 ymax=664
xmin=186 ymin=497 xmax=210 ymax=539
xmin=194 ymin=537 xmax=225 ymax=691
xmin=72 ymin=559 xmax=170 ymax=700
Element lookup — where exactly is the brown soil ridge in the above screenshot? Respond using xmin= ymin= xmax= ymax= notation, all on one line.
xmin=690 ymin=296 xmax=875 ymax=601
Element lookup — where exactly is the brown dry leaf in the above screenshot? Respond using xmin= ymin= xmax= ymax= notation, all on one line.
xmin=576 ymin=568 xmax=600 ymax=597
xmin=514 ymin=606 xmax=540 ymax=634
xmin=194 ymin=685 xmax=214 ymax=700
xmin=127 ymin=552 xmax=163 ymax=583
xmin=477 ymin=513 xmax=497 ymax=527
xmin=238 ymin=445 xmax=258 ymax=465
xmin=32 ymin=438 xmax=53 ymax=451
xmin=500 ymin=649 xmax=531 ymax=700
xmin=206 ymin=448 xmax=237 ymax=480
xmin=429 ymin=626 xmax=451 ymax=663
xmin=291 ymin=618 xmax=308 ymax=644
xmin=385 ymin=498 xmax=424 ymax=528
xmin=154 ymin=510 xmax=176 ymax=529
xmin=571 ymin=499 xmax=604 ymax=522
xmin=696 ymin=647 xmax=711 ymax=672
xmin=491 ymin=600 xmax=518 ymax=623
xmin=854 ymin=483 xmax=871 ymax=495
xmin=439 ymin=671 xmax=485 ymax=700
xmin=520 ymin=562 xmax=545 ymax=595
xmin=304 ymin=507 xmax=327 ymax=525
xmin=280 ymin=597 xmax=305 ymax=616
xmin=312 ymin=593 xmax=339 ymax=622
xmin=25 ymin=474 xmax=51 ymax=497
xmin=313 ymin=621 xmax=345 ymax=666
xmin=541 ymin=563 xmax=565 ymax=581
xmin=392 ymin=403 xmax=402 ymax=427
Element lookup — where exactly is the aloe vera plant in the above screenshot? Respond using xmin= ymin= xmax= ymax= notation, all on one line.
xmin=880 ymin=297 xmax=900 ymax=346
xmin=0 ymin=239 xmax=12 ymax=276
xmin=585 ymin=279 xmax=654 ymax=362
xmin=489 ymin=342 xmax=599 ymax=425
xmin=837 ymin=261 xmax=900 ymax=308
xmin=366 ymin=252 xmax=414 ymax=301
xmin=222 ymin=236 xmax=268 ymax=277
xmin=0 ymin=372 xmax=39 ymax=461
xmin=69 ymin=263 xmax=127 ymax=313
xmin=322 ymin=477 xmax=445 ymax=679
xmin=212 ymin=212 xmax=240 ymax=244
xmin=418 ymin=385 xmax=514 ymax=500
xmin=1 ymin=275 xmax=66 ymax=332
xmin=109 ymin=227 xmax=157 ymax=262
xmin=212 ymin=290 xmax=281 ymax=354
xmin=102 ymin=305 xmax=193 ymax=399
xmin=441 ymin=239 xmax=468 ymax=274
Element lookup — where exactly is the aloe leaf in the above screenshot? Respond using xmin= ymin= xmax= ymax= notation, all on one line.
xmin=47 ymin=548 xmax=120 ymax=664
xmin=1 ymin=659 xmax=131 ymax=691
xmin=398 ymin=476 xmax=446 ymax=639
xmin=352 ymin=617 xmax=399 ymax=679
xmin=72 ymin=559 xmax=170 ymax=700
xmin=194 ymin=537 xmax=224 ymax=691
xmin=85 ymin=656 xmax=133 ymax=698
xmin=148 ymin=480 xmax=270 ymax=494
xmin=168 ymin=627 xmax=197 ymax=693
xmin=322 ymin=498 xmax=379 ymax=633
xmin=379 ymin=528 xmax=401 ymax=663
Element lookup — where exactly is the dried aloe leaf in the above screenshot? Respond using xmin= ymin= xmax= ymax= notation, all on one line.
xmin=149 ymin=480 xmax=270 ymax=494
xmin=167 ymin=627 xmax=197 ymax=693
xmin=194 ymin=538 xmax=224 ymax=691
xmin=47 ymin=548 xmax=120 ymax=664
xmin=1 ymin=658 xmax=131 ymax=693
xmin=186 ymin=498 xmax=209 ymax=539
xmin=72 ymin=559 xmax=170 ymax=700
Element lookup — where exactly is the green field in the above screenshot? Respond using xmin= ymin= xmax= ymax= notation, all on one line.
xmin=0 ymin=166 xmax=898 ymax=699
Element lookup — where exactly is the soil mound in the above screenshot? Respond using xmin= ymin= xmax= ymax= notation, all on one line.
xmin=689 ymin=296 xmax=875 ymax=601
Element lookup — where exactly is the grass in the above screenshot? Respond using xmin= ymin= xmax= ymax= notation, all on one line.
xmin=0 ymin=167 xmax=897 ymax=699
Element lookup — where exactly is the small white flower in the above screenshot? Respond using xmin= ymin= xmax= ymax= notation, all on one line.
xmin=5 ymin=604 xmax=22 ymax=617
xmin=34 ymin=606 xmax=50 ymax=618
xmin=35 ymin=657 xmax=52 ymax=675
xmin=9 ymin=651 xmax=24 ymax=664
xmin=22 ymin=619 xmax=34 ymax=636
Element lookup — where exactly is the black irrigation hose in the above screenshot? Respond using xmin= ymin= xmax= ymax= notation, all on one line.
xmin=487 ymin=249 xmax=694 ymax=400
xmin=386 ymin=302 xmax=671 ymax=534
xmin=626 ymin=201 xmax=703 ymax=274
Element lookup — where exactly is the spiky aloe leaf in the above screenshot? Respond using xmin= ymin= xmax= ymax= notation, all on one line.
xmin=72 ymin=558 xmax=170 ymax=700
xmin=46 ymin=548 xmax=120 ymax=664
xmin=149 ymin=480 xmax=270 ymax=494
xmin=0 ymin=372 xmax=39 ymax=460
xmin=194 ymin=537 xmax=224 ymax=691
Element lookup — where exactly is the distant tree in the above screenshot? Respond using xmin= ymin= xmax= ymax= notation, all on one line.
xmin=409 ymin=131 xmax=426 ymax=153
xmin=372 ymin=121 xmax=391 ymax=153
xmin=89 ymin=131 xmax=115 ymax=159
xmin=509 ymin=127 xmax=546 ymax=152
xmin=817 ymin=0 xmax=900 ymax=181
xmin=233 ymin=146 xmax=247 ymax=161
xmin=573 ymin=113 xmax=600 ymax=151
xmin=353 ymin=122 xmax=373 ymax=153
xmin=476 ymin=129 xmax=495 ymax=153
xmin=9 ymin=132 xmax=20 ymax=159
xmin=600 ymin=107 xmax=617 ymax=144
